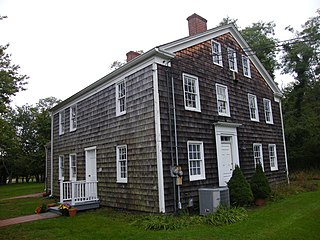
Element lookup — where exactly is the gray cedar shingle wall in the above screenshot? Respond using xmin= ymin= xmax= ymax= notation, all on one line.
xmin=158 ymin=33 xmax=287 ymax=211
xmin=52 ymin=65 xmax=160 ymax=212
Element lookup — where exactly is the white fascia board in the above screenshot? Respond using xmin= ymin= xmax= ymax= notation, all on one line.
xmin=51 ymin=48 xmax=174 ymax=115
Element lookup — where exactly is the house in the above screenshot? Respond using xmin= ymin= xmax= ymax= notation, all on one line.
xmin=46 ymin=13 xmax=288 ymax=213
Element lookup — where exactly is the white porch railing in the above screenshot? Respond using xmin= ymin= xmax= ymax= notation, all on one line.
xmin=60 ymin=180 xmax=98 ymax=205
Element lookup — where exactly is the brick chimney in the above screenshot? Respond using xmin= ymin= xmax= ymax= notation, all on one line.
xmin=187 ymin=13 xmax=207 ymax=36
xmin=126 ymin=51 xmax=140 ymax=62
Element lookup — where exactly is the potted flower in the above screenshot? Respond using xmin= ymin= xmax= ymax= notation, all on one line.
xmin=58 ymin=202 xmax=78 ymax=217
xmin=35 ymin=203 xmax=47 ymax=214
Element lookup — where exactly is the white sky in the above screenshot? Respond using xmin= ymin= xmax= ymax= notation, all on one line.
xmin=1 ymin=0 xmax=319 ymax=107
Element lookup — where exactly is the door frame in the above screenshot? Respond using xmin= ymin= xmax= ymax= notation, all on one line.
xmin=85 ymin=146 xmax=97 ymax=182
xmin=214 ymin=122 xmax=241 ymax=186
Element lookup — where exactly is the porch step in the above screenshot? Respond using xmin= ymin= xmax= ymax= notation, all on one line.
xmin=48 ymin=200 xmax=100 ymax=215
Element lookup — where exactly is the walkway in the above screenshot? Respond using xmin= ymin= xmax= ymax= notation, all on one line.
xmin=0 ymin=212 xmax=60 ymax=228
xmin=0 ymin=192 xmax=43 ymax=201
xmin=0 ymin=193 xmax=60 ymax=228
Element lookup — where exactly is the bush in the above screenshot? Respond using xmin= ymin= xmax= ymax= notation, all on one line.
xmin=133 ymin=207 xmax=248 ymax=231
xmin=204 ymin=206 xmax=248 ymax=226
xmin=250 ymin=164 xmax=271 ymax=200
xmin=227 ymin=165 xmax=253 ymax=206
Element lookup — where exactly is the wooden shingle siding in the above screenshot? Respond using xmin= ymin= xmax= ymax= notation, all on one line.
xmin=52 ymin=64 xmax=160 ymax=212
xmin=158 ymin=33 xmax=287 ymax=211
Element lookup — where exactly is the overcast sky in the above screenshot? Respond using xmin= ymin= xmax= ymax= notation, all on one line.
xmin=1 ymin=0 xmax=319 ymax=107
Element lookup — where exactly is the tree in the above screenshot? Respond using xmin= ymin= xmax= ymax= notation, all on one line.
xmin=227 ymin=165 xmax=253 ymax=206
xmin=217 ymin=17 xmax=279 ymax=78
xmin=282 ymin=9 xmax=320 ymax=171
xmin=0 ymin=16 xmax=28 ymax=114
xmin=241 ymin=21 xmax=279 ymax=78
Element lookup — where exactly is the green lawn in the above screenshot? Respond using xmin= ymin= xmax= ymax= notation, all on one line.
xmin=0 ymin=186 xmax=319 ymax=240
xmin=0 ymin=182 xmax=44 ymax=199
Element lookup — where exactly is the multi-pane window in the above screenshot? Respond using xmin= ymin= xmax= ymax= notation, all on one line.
xmin=116 ymin=81 xmax=126 ymax=116
xmin=212 ymin=40 xmax=223 ymax=66
xmin=269 ymin=144 xmax=278 ymax=171
xmin=59 ymin=155 xmax=64 ymax=180
xmin=187 ymin=141 xmax=205 ymax=181
xmin=253 ymin=143 xmax=264 ymax=170
xmin=248 ymin=94 xmax=259 ymax=121
xmin=116 ymin=145 xmax=127 ymax=183
xmin=227 ymin=47 xmax=238 ymax=72
xmin=263 ymin=98 xmax=273 ymax=124
xmin=59 ymin=110 xmax=65 ymax=135
xmin=242 ymin=55 xmax=251 ymax=78
xmin=216 ymin=84 xmax=230 ymax=117
xmin=69 ymin=154 xmax=77 ymax=181
xmin=69 ymin=105 xmax=77 ymax=132
xmin=183 ymin=73 xmax=201 ymax=112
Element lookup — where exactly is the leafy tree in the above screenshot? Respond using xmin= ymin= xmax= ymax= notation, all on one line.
xmin=0 ymin=110 xmax=20 ymax=184
xmin=217 ymin=16 xmax=239 ymax=28
xmin=0 ymin=16 xmax=28 ymax=114
xmin=241 ymin=21 xmax=279 ymax=78
xmin=282 ymin=9 xmax=320 ymax=171
xmin=217 ymin=17 xmax=279 ymax=78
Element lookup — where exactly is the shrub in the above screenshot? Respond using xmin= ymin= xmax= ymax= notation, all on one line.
xmin=204 ymin=206 xmax=248 ymax=226
xmin=227 ymin=165 xmax=253 ymax=206
xmin=250 ymin=163 xmax=271 ymax=200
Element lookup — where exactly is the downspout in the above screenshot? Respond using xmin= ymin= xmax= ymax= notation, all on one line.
xmin=279 ymin=99 xmax=289 ymax=184
xmin=50 ymin=112 xmax=54 ymax=196
xmin=165 ymin=65 xmax=177 ymax=213
xmin=171 ymin=75 xmax=181 ymax=210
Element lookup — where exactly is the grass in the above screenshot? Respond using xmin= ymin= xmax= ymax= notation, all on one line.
xmin=0 ymin=182 xmax=44 ymax=199
xmin=0 ymin=184 xmax=319 ymax=239
xmin=0 ymin=178 xmax=319 ymax=239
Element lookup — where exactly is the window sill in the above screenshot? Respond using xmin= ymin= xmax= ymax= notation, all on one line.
xmin=117 ymin=179 xmax=128 ymax=184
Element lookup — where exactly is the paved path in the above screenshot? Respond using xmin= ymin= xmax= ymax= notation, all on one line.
xmin=0 ymin=192 xmax=43 ymax=201
xmin=0 ymin=212 xmax=60 ymax=228
xmin=0 ymin=193 xmax=60 ymax=228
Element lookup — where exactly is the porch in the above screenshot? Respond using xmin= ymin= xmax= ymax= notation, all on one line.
xmin=58 ymin=180 xmax=99 ymax=211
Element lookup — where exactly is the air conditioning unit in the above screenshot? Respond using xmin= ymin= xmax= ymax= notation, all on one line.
xmin=198 ymin=187 xmax=230 ymax=215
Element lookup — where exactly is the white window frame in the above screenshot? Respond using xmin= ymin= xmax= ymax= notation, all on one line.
xmin=116 ymin=80 xmax=126 ymax=116
xmin=69 ymin=153 xmax=77 ymax=181
xmin=59 ymin=111 xmax=65 ymax=135
xmin=269 ymin=144 xmax=278 ymax=171
xmin=212 ymin=40 xmax=223 ymax=66
xmin=187 ymin=141 xmax=206 ymax=181
xmin=263 ymin=98 xmax=274 ymax=124
xmin=227 ymin=47 xmax=238 ymax=72
xmin=253 ymin=143 xmax=264 ymax=171
xmin=182 ymin=73 xmax=201 ymax=112
xmin=116 ymin=145 xmax=127 ymax=183
xmin=242 ymin=55 xmax=251 ymax=78
xmin=69 ymin=105 xmax=77 ymax=132
xmin=248 ymin=94 xmax=259 ymax=122
xmin=59 ymin=155 xmax=64 ymax=181
xmin=216 ymin=84 xmax=230 ymax=117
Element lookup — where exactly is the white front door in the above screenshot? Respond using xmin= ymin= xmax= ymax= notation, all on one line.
xmin=220 ymin=138 xmax=233 ymax=184
xmin=214 ymin=123 xmax=241 ymax=187
xmin=85 ymin=148 xmax=97 ymax=182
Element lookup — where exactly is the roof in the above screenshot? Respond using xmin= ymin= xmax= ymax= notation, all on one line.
xmin=51 ymin=24 xmax=282 ymax=113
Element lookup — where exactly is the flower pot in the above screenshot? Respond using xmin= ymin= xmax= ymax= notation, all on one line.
xmin=68 ymin=208 xmax=77 ymax=217
xmin=255 ymin=198 xmax=266 ymax=206
xmin=60 ymin=209 xmax=69 ymax=216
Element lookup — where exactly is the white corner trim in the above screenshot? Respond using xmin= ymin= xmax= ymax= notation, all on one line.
xmin=50 ymin=113 xmax=54 ymax=196
xmin=279 ymin=100 xmax=289 ymax=184
xmin=152 ymin=63 xmax=165 ymax=213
